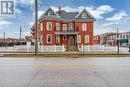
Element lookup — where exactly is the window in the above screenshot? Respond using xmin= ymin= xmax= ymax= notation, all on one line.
xmin=63 ymin=24 xmax=67 ymax=31
xmin=40 ymin=22 xmax=43 ymax=30
xmin=77 ymin=35 xmax=81 ymax=43
xmin=56 ymin=36 xmax=60 ymax=43
xmin=56 ymin=23 xmax=60 ymax=31
xmin=82 ymin=23 xmax=87 ymax=31
xmin=47 ymin=22 xmax=52 ymax=30
xmin=46 ymin=35 xmax=52 ymax=43
xmin=85 ymin=35 xmax=89 ymax=43
xmin=63 ymin=36 xmax=67 ymax=40
xmin=69 ymin=23 xmax=74 ymax=31
xmin=47 ymin=11 xmax=53 ymax=16
xmin=82 ymin=13 xmax=87 ymax=18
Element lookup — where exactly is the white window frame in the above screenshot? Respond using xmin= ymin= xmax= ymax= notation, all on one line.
xmin=82 ymin=13 xmax=87 ymax=18
xmin=56 ymin=35 xmax=60 ymax=43
xmin=46 ymin=22 xmax=52 ymax=30
xmin=77 ymin=35 xmax=81 ymax=43
xmin=85 ymin=35 xmax=89 ymax=43
xmin=56 ymin=23 xmax=60 ymax=31
xmin=46 ymin=34 xmax=52 ymax=43
xmin=40 ymin=22 xmax=43 ymax=30
xmin=82 ymin=23 xmax=87 ymax=31
xmin=62 ymin=24 xmax=67 ymax=31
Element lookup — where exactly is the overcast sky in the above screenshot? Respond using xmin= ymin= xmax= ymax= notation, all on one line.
xmin=0 ymin=0 xmax=130 ymax=38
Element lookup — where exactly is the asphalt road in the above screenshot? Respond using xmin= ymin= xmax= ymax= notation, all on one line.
xmin=0 ymin=57 xmax=130 ymax=87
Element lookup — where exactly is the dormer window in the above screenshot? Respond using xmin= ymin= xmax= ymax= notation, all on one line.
xmin=82 ymin=13 xmax=87 ymax=18
xmin=47 ymin=12 xmax=51 ymax=16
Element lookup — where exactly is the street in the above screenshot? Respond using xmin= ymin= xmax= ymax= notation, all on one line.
xmin=0 ymin=57 xmax=130 ymax=87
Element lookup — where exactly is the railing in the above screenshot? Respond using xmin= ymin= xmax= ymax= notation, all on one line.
xmin=0 ymin=45 xmax=66 ymax=53
xmin=55 ymin=26 xmax=79 ymax=31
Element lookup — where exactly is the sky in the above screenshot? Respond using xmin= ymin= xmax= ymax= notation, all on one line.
xmin=0 ymin=0 xmax=130 ymax=38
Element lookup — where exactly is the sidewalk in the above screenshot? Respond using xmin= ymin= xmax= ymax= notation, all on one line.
xmin=0 ymin=51 xmax=130 ymax=57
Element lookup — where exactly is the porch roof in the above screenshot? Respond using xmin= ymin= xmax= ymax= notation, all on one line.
xmin=55 ymin=31 xmax=79 ymax=35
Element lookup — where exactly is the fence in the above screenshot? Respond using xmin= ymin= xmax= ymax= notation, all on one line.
xmin=78 ymin=45 xmax=128 ymax=52
xmin=0 ymin=45 xmax=66 ymax=53
xmin=0 ymin=45 xmax=128 ymax=53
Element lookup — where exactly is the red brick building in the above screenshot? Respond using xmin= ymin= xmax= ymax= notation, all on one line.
xmin=31 ymin=7 xmax=96 ymax=50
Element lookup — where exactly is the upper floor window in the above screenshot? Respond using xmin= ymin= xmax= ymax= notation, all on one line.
xmin=82 ymin=23 xmax=87 ymax=31
xmin=46 ymin=35 xmax=52 ymax=43
xmin=40 ymin=22 xmax=43 ymax=30
xmin=69 ymin=23 xmax=74 ymax=31
xmin=82 ymin=13 xmax=87 ymax=18
xmin=85 ymin=35 xmax=89 ymax=43
xmin=56 ymin=23 xmax=60 ymax=31
xmin=46 ymin=22 xmax=52 ymax=30
xmin=63 ymin=24 xmax=67 ymax=31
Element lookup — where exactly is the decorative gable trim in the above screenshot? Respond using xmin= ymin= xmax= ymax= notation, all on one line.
xmin=40 ymin=8 xmax=60 ymax=19
xmin=74 ymin=9 xmax=94 ymax=19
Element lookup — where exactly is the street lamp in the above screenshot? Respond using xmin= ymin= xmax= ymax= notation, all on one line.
xmin=117 ymin=28 xmax=119 ymax=54
xmin=34 ymin=0 xmax=38 ymax=56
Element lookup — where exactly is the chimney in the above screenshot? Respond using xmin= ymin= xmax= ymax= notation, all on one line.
xmin=59 ymin=6 xmax=61 ymax=12
xmin=58 ymin=6 xmax=61 ymax=14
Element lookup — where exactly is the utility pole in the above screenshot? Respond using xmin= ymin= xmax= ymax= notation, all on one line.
xmin=117 ymin=28 xmax=119 ymax=54
xmin=20 ymin=26 xmax=22 ymax=45
xmin=35 ymin=0 xmax=38 ymax=56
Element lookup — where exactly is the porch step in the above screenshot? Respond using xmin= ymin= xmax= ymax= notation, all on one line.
xmin=67 ymin=46 xmax=78 ymax=51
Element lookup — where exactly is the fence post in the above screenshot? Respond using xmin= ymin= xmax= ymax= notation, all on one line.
xmin=55 ymin=45 xmax=57 ymax=52
xmin=88 ymin=45 xmax=90 ymax=51
xmin=27 ymin=46 xmax=30 ymax=52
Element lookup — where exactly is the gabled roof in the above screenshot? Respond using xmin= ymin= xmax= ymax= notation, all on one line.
xmin=56 ymin=10 xmax=79 ymax=20
xmin=40 ymin=8 xmax=60 ymax=20
xmin=75 ymin=9 xmax=94 ymax=19
xmin=39 ymin=8 xmax=96 ymax=21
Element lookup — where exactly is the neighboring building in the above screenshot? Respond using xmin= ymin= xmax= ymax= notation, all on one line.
xmin=99 ymin=33 xmax=116 ymax=45
xmin=0 ymin=38 xmax=17 ymax=46
xmin=107 ymin=32 xmax=129 ymax=47
xmin=93 ymin=35 xmax=100 ymax=45
xmin=93 ymin=32 xmax=129 ymax=47
xmin=31 ymin=7 xmax=96 ymax=51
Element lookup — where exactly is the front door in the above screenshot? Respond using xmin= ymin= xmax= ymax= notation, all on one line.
xmin=69 ymin=36 xmax=74 ymax=46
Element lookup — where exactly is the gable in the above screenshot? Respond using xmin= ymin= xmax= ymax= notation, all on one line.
xmin=40 ymin=8 xmax=60 ymax=19
xmin=75 ymin=9 xmax=94 ymax=19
